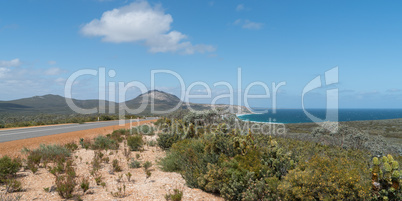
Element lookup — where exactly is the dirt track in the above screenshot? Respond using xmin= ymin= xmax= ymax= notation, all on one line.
xmin=0 ymin=119 xmax=157 ymax=157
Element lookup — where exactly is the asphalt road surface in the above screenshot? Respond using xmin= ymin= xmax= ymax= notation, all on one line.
xmin=0 ymin=118 xmax=158 ymax=143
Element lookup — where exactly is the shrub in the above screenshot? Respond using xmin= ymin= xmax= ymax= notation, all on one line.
xmin=126 ymin=172 xmax=132 ymax=182
xmin=108 ymin=129 xmax=128 ymax=142
xmin=370 ymin=155 xmax=401 ymax=200
xmin=79 ymin=138 xmax=91 ymax=149
xmin=26 ymin=151 xmax=41 ymax=174
xmin=26 ymin=144 xmax=71 ymax=165
xmin=147 ymin=140 xmax=157 ymax=147
xmin=80 ymin=177 xmax=90 ymax=193
xmin=112 ymin=159 xmax=122 ymax=172
xmin=55 ymin=160 xmax=76 ymax=199
xmin=92 ymin=151 xmax=102 ymax=172
xmin=64 ymin=142 xmax=79 ymax=152
xmin=95 ymin=174 xmax=102 ymax=185
xmin=0 ymin=193 xmax=23 ymax=201
xmin=5 ymin=178 xmax=23 ymax=193
xmin=278 ymin=154 xmax=371 ymax=200
xmin=129 ymin=159 xmax=141 ymax=169
xmin=55 ymin=174 xmax=76 ymax=199
xmin=145 ymin=169 xmax=152 ymax=179
xmin=127 ymin=135 xmax=143 ymax=151
xmin=0 ymin=156 xmax=21 ymax=183
xmin=161 ymin=139 xmax=209 ymax=188
xmin=159 ymin=151 xmax=180 ymax=172
xmin=241 ymin=176 xmax=280 ymax=201
xmin=157 ymin=133 xmax=182 ymax=150
xmin=143 ymin=161 xmax=152 ymax=171
xmin=165 ymin=189 xmax=183 ymax=201
xmin=132 ymin=125 xmax=155 ymax=135
xmin=92 ymin=135 xmax=119 ymax=150
xmin=111 ymin=184 xmax=127 ymax=198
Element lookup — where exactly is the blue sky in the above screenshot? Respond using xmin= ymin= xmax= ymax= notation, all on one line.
xmin=0 ymin=0 xmax=401 ymax=109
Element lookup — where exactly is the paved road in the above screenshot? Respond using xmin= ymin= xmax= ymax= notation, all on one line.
xmin=0 ymin=118 xmax=158 ymax=143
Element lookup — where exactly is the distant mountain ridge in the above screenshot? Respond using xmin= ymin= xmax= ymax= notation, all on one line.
xmin=0 ymin=90 xmax=250 ymax=115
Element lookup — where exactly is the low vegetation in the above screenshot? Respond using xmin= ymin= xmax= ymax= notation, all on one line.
xmin=157 ymin=110 xmax=402 ymax=201
xmin=1 ymin=110 xmax=401 ymax=200
xmin=127 ymin=135 xmax=144 ymax=151
xmin=165 ymin=188 xmax=183 ymax=201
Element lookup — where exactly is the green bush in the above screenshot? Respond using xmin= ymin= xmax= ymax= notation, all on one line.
xmin=163 ymin=139 xmax=208 ymax=188
xmin=157 ymin=133 xmax=182 ymax=150
xmin=0 ymin=193 xmax=23 ymax=201
xmin=159 ymin=151 xmax=181 ymax=172
xmin=64 ymin=142 xmax=79 ymax=152
xmin=55 ymin=162 xmax=76 ymax=199
xmin=80 ymin=177 xmax=90 ymax=193
xmin=147 ymin=140 xmax=157 ymax=147
xmin=278 ymin=154 xmax=371 ymax=200
xmin=108 ymin=129 xmax=129 ymax=142
xmin=55 ymin=175 xmax=76 ymax=199
xmin=5 ymin=178 xmax=23 ymax=193
xmin=112 ymin=159 xmax=122 ymax=172
xmin=129 ymin=159 xmax=141 ymax=169
xmin=370 ymin=154 xmax=402 ymax=200
xmin=132 ymin=125 xmax=155 ymax=135
xmin=92 ymin=135 xmax=119 ymax=150
xmin=241 ymin=176 xmax=280 ymax=201
xmin=79 ymin=138 xmax=91 ymax=149
xmin=157 ymin=117 xmax=387 ymax=201
xmin=0 ymin=156 xmax=21 ymax=183
xmin=127 ymin=135 xmax=143 ymax=151
xmin=26 ymin=144 xmax=71 ymax=164
xmin=165 ymin=189 xmax=183 ymax=201
xmin=143 ymin=161 xmax=152 ymax=171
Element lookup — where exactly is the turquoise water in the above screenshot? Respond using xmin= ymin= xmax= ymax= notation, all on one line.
xmin=237 ymin=109 xmax=402 ymax=124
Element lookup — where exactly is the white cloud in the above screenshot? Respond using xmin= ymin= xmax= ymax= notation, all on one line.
xmin=236 ymin=4 xmax=245 ymax=11
xmin=0 ymin=59 xmax=71 ymax=100
xmin=45 ymin=67 xmax=65 ymax=75
xmin=234 ymin=19 xmax=263 ymax=30
xmin=0 ymin=58 xmax=22 ymax=67
xmin=48 ymin=60 xmax=57 ymax=65
xmin=0 ymin=68 xmax=10 ymax=78
xmin=81 ymin=1 xmax=215 ymax=54
xmin=387 ymin=89 xmax=402 ymax=93
xmin=55 ymin=77 xmax=66 ymax=85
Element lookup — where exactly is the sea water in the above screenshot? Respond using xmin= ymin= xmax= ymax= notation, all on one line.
xmin=237 ymin=109 xmax=402 ymax=124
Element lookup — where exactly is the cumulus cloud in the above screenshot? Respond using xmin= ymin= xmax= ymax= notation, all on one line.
xmin=0 ymin=58 xmax=22 ymax=67
xmin=45 ymin=67 xmax=65 ymax=75
xmin=55 ymin=77 xmax=67 ymax=85
xmin=236 ymin=4 xmax=245 ymax=11
xmin=0 ymin=58 xmax=22 ymax=78
xmin=0 ymin=59 xmax=71 ymax=100
xmin=81 ymin=1 xmax=215 ymax=54
xmin=234 ymin=19 xmax=263 ymax=30
xmin=0 ymin=68 xmax=10 ymax=78
xmin=387 ymin=89 xmax=402 ymax=93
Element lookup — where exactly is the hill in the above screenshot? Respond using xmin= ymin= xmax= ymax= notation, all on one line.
xmin=0 ymin=90 xmax=250 ymax=115
xmin=0 ymin=94 xmax=115 ymax=115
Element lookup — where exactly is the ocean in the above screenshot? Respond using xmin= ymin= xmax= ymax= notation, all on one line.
xmin=236 ymin=109 xmax=402 ymax=124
